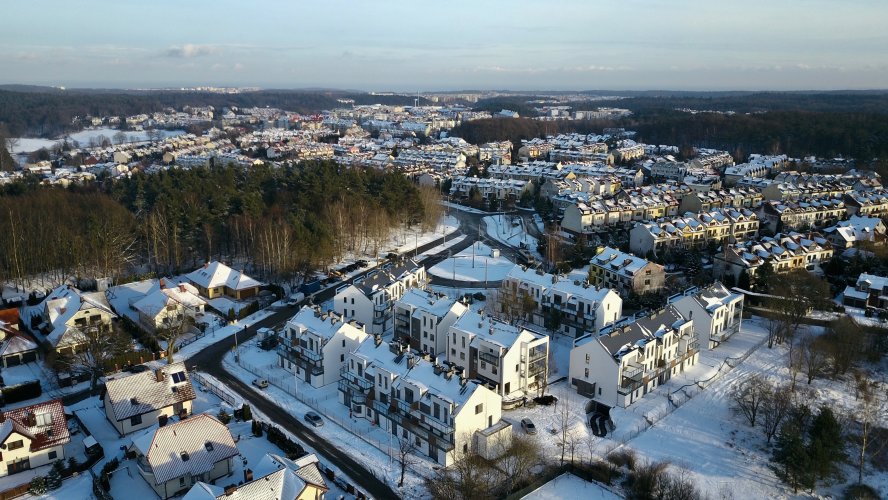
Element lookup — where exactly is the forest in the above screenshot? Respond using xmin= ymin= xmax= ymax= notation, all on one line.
xmin=0 ymin=161 xmax=441 ymax=290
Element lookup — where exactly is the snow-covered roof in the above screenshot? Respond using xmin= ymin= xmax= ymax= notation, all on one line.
xmin=132 ymin=282 xmax=206 ymax=317
xmin=185 ymin=261 xmax=262 ymax=291
xmin=450 ymin=309 xmax=543 ymax=351
xmin=397 ymin=288 xmax=463 ymax=318
xmin=0 ymin=399 xmax=70 ymax=452
xmin=131 ymin=414 xmax=238 ymax=485
xmin=184 ymin=468 xmax=305 ymax=500
xmin=856 ymin=273 xmax=888 ymax=292
xmin=105 ymin=362 xmax=196 ymax=421
xmin=43 ymin=285 xmax=117 ymax=348
xmin=586 ymin=305 xmax=689 ymax=362
xmin=0 ymin=334 xmax=38 ymax=357
xmin=253 ymin=453 xmax=327 ymax=490
xmin=286 ymin=307 xmax=362 ymax=341
xmin=591 ymin=246 xmax=653 ymax=276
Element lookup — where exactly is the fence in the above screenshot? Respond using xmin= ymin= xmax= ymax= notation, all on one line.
xmin=193 ymin=372 xmax=242 ymax=408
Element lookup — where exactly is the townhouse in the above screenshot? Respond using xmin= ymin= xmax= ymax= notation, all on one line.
xmin=393 ymin=289 xmax=468 ymax=357
xmin=629 ymin=208 xmax=759 ymax=257
xmin=761 ymin=180 xmax=852 ymax=202
xmin=103 ymin=362 xmax=196 ymax=436
xmin=478 ymin=141 xmax=513 ymax=165
xmin=723 ymin=163 xmax=771 ymax=186
xmin=756 ymin=198 xmax=846 ymax=233
xmin=678 ymin=187 xmax=763 ymax=213
xmin=588 ymin=247 xmax=666 ymax=295
xmin=714 ymin=232 xmax=834 ymax=281
xmin=669 ymin=283 xmax=744 ymax=349
xmin=129 ymin=414 xmax=238 ymax=499
xmin=569 ymin=306 xmax=698 ymax=407
xmin=338 ymin=338 xmax=507 ymax=465
xmin=449 ymin=176 xmax=532 ymax=204
xmin=448 ymin=310 xmax=549 ymax=400
xmin=649 ymin=161 xmax=688 ymax=181
xmin=844 ymin=190 xmax=888 ymax=218
xmin=333 ymin=259 xmax=427 ymax=335
xmin=823 ymin=216 xmax=887 ymax=249
xmin=278 ymin=306 xmax=369 ymax=387
xmin=0 ymin=400 xmax=70 ymax=476
xmin=562 ymin=163 xmax=643 ymax=188
xmin=501 ymin=265 xmax=622 ymax=336
xmin=689 ymin=151 xmax=734 ymax=171
xmin=39 ymin=285 xmax=117 ymax=355
xmin=842 ymin=273 xmax=888 ymax=310
xmin=185 ymin=261 xmax=262 ymax=300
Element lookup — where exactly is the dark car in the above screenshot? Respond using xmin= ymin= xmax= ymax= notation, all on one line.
xmin=356 ymin=259 xmax=369 ymax=268
xmin=304 ymin=412 xmax=324 ymax=427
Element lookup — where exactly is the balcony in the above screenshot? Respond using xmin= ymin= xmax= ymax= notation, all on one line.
xmin=618 ymin=380 xmax=642 ymax=396
xmin=622 ymin=364 xmax=643 ymax=380
xmin=478 ymin=351 xmax=501 ymax=367
xmin=525 ymin=357 xmax=547 ymax=377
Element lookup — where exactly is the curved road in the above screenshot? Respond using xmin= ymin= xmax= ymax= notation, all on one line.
xmin=187 ymin=205 xmax=528 ymax=498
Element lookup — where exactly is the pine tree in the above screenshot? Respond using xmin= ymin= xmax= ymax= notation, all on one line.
xmin=771 ymin=422 xmax=815 ymax=493
xmin=46 ymin=462 xmax=63 ymax=490
xmin=808 ymin=407 xmax=844 ymax=481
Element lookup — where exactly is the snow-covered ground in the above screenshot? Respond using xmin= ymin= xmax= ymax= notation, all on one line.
xmin=521 ymin=472 xmax=621 ymax=500
xmin=10 ymin=129 xmax=185 ymax=153
xmin=483 ymin=214 xmax=540 ymax=257
xmin=428 ymin=241 xmax=515 ymax=282
xmin=441 ymin=201 xmax=490 ymax=215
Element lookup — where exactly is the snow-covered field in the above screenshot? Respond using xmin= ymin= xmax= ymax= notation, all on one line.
xmin=522 ymin=472 xmax=621 ymax=500
xmin=483 ymin=214 xmax=540 ymax=256
xmin=10 ymin=129 xmax=185 ymax=153
xmin=428 ymin=241 xmax=515 ymax=282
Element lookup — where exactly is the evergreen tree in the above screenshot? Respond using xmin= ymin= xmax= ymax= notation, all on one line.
xmin=771 ymin=422 xmax=815 ymax=493
xmin=46 ymin=461 xmax=63 ymax=490
xmin=808 ymin=407 xmax=844 ymax=480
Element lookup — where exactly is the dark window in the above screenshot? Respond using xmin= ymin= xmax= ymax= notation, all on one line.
xmin=130 ymin=414 xmax=142 ymax=426
xmin=48 ymin=451 xmax=57 ymax=460
xmin=204 ymin=442 xmax=214 ymax=452
xmin=181 ymin=451 xmax=190 ymax=462
xmin=7 ymin=440 xmax=23 ymax=451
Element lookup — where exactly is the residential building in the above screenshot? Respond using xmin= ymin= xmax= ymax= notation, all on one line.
xmin=129 ymin=414 xmax=238 ymax=499
xmin=185 ymin=261 xmax=262 ymax=300
xmin=649 ymin=161 xmax=688 ymax=181
xmin=338 ymin=338 xmax=507 ymax=465
xmin=103 ymin=362 xmax=196 ymax=436
xmin=844 ymin=191 xmax=888 ymax=218
xmin=842 ymin=273 xmax=888 ymax=310
xmin=724 ymin=163 xmax=770 ymax=186
xmin=569 ymin=306 xmax=698 ymax=407
xmin=278 ymin=306 xmax=369 ymax=387
xmin=39 ymin=285 xmax=117 ymax=355
xmin=669 ymin=283 xmax=744 ymax=349
xmin=449 ymin=177 xmax=532 ymax=204
xmin=501 ymin=265 xmax=622 ymax=336
xmin=0 ymin=309 xmax=38 ymax=368
xmin=183 ymin=453 xmax=328 ymax=500
xmin=393 ymin=289 xmax=467 ymax=356
xmin=333 ymin=259 xmax=426 ymax=335
xmin=714 ymin=232 xmax=834 ymax=281
xmin=448 ymin=310 xmax=549 ymax=400
xmin=588 ymin=247 xmax=665 ymax=295
xmin=756 ymin=198 xmax=845 ymax=233
xmin=823 ymin=216 xmax=887 ymax=249
xmin=131 ymin=281 xmax=207 ymax=334
xmin=0 ymin=399 xmax=70 ymax=477
xmin=679 ymin=188 xmax=763 ymax=213
xmin=629 ymin=208 xmax=759 ymax=257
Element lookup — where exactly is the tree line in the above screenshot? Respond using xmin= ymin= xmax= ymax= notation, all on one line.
xmin=0 ymin=161 xmax=441 ymax=289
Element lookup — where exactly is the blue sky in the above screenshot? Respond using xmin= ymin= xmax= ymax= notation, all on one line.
xmin=2 ymin=0 xmax=887 ymax=91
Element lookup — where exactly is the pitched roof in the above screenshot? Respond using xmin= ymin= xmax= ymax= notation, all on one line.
xmin=105 ymin=362 xmax=196 ymax=421
xmin=185 ymin=261 xmax=262 ymax=291
xmin=254 ymin=453 xmax=328 ymax=490
xmin=132 ymin=414 xmax=238 ymax=485
xmin=43 ymin=285 xmax=116 ymax=348
xmin=0 ymin=399 xmax=70 ymax=452
xmin=0 ymin=334 xmax=38 ymax=357
xmin=183 ymin=469 xmax=306 ymax=500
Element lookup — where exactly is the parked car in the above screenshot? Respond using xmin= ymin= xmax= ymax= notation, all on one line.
xmin=259 ymin=337 xmax=278 ymax=350
xmin=304 ymin=411 xmax=324 ymax=427
xmin=520 ymin=418 xmax=537 ymax=435
xmin=252 ymin=378 xmax=269 ymax=389
xmin=356 ymin=259 xmax=369 ymax=268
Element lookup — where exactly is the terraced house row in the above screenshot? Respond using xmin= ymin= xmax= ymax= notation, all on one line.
xmin=630 ymin=207 xmax=759 ymax=257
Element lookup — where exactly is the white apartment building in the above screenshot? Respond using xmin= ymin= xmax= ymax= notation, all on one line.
xmin=277 ymin=306 xmax=369 ymax=387
xmin=501 ymin=265 xmax=622 ymax=337
xmin=569 ymin=306 xmax=698 ymax=407
xmin=393 ymin=288 xmax=468 ymax=357
xmin=669 ymin=283 xmax=744 ymax=349
xmin=333 ymin=259 xmax=427 ymax=335
xmin=448 ymin=310 xmax=549 ymax=401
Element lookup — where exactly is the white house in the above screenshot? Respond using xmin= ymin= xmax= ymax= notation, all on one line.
xmin=278 ymin=306 xmax=369 ymax=387
xmin=393 ymin=288 xmax=468 ymax=357
xmin=823 ymin=215 xmax=887 ymax=249
xmin=333 ymin=259 xmax=426 ymax=335
xmin=0 ymin=399 xmax=70 ymax=477
xmin=569 ymin=306 xmax=698 ymax=407
xmin=183 ymin=453 xmax=329 ymax=500
xmin=448 ymin=310 xmax=549 ymax=400
xmin=103 ymin=362 xmax=196 ymax=436
xmin=338 ymin=338 xmax=508 ymax=465
xmin=669 ymin=283 xmax=744 ymax=349
xmin=129 ymin=414 xmax=238 ymax=499
xmin=131 ymin=281 xmax=207 ymax=334
xmin=40 ymin=285 xmax=117 ymax=355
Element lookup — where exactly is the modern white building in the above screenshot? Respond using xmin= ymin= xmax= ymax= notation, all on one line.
xmin=669 ymin=283 xmax=744 ymax=349
xmin=448 ymin=310 xmax=549 ymax=400
xmin=333 ymin=259 xmax=427 ymax=335
xmin=277 ymin=306 xmax=370 ymax=387
xmin=393 ymin=288 xmax=468 ymax=356
xmin=569 ymin=306 xmax=698 ymax=407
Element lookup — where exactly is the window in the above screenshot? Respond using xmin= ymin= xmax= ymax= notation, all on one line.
xmin=171 ymin=372 xmax=186 ymax=384
xmin=180 ymin=451 xmax=190 ymax=462
xmin=585 ymin=353 xmax=590 ymax=363
xmin=340 ymin=354 xmax=345 ymax=362
xmin=475 ymin=404 xmax=483 ymax=415
xmin=130 ymin=414 xmax=142 ymax=426
xmin=7 ymin=440 xmax=23 ymax=451
xmin=460 ymin=352 xmax=465 ymax=361
xmin=180 ymin=477 xmax=186 ymax=487
xmin=343 ymin=297 xmax=347 ymax=303
xmin=48 ymin=451 xmax=57 ymax=460
xmin=36 ymin=413 xmax=53 ymax=426
xmin=342 ymin=339 xmax=346 ymax=347
xmin=204 ymin=442 xmax=214 ymax=452
xmin=584 ymin=368 xmax=589 ymax=377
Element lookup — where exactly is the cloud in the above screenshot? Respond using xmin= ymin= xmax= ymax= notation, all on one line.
xmin=165 ymin=44 xmax=220 ymax=58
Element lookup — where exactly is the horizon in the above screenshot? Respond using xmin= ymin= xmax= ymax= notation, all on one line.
xmin=3 ymin=0 xmax=887 ymax=91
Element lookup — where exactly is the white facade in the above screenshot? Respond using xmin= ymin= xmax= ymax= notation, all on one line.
xmin=333 ymin=260 xmax=427 ymax=335
xmin=393 ymin=288 xmax=468 ymax=356
xmin=669 ymin=283 xmax=744 ymax=349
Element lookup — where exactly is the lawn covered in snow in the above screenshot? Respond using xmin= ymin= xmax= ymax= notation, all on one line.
xmin=483 ymin=214 xmax=540 ymax=256
xmin=521 ymin=472 xmax=621 ymax=500
xmin=428 ymin=241 xmax=516 ymax=282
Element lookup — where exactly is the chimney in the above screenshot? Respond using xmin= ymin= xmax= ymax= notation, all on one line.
xmin=179 ymin=284 xmax=186 ymax=293
xmin=159 ymin=278 xmax=166 ymax=288
xmin=244 ymin=468 xmax=253 ymax=482
xmin=155 ymin=369 xmax=165 ymax=382
xmin=224 ymin=485 xmax=237 ymax=496
xmin=203 ymin=262 xmax=209 ymax=269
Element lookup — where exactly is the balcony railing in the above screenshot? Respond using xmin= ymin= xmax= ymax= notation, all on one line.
xmin=622 ymin=364 xmax=643 ymax=380
xmin=478 ymin=351 xmax=501 ymax=367
xmin=618 ymin=380 xmax=642 ymax=396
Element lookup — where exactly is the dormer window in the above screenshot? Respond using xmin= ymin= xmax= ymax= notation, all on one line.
xmin=204 ymin=442 xmax=214 ymax=452
xmin=181 ymin=451 xmax=190 ymax=462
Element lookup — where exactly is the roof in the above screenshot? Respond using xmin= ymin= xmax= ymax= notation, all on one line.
xmin=132 ymin=414 xmax=238 ymax=485
xmin=0 ymin=334 xmax=38 ymax=357
xmin=586 ymin=305 xmax=689 ymax=362
xmin=132 ymin=282 xmax=207 ymax=317
xmin=591 ymin=246 xmax=655 ymax=277
xmin=183 ymin=468 xmax=306 ymax=500
xmin=105 ymin=362 xmax=196 ymax=421
xmin=450 ymin=309 xmax=543 ymax=351
xmin=286 ymin=307 xmax=363 ymax=341
xmin=0 ymin=399 xmax=70 ymax=452
xmin=397 ymin=289 xmax=464 ymax=318
xmin=0 ymin=308 xmax=19 ymax=336
xmin=253 ymin=453 xmax=327 ymax=490
xmin=352 ymin=259 xmax=423 ymax=296
xmin=185 ymin=261 xmax=262 ymax=291
xmin=43 ymin=285 xmax=117 ymax=347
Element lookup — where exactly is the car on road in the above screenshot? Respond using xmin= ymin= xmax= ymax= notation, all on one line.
xmin=304 ymin=411 xmax=324 ymax=427
xmin=252 ymin=378 xmax=269 ymax=389
xmin=520 ymin=418 xmax=537 ymax=435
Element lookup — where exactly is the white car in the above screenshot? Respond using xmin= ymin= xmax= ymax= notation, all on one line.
xmin=252 ymin=378 xmax=269 ymax=389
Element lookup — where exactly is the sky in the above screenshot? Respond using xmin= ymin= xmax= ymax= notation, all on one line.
xmin=2 ymin=0 xmax=887 ymax=91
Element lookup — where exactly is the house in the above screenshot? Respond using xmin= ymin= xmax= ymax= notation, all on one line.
xmin=714 ymin=232 xmax=834 ymax=281
xmin=333 ymin=259 xmax=426 ymax=335
xmin=40 ymin=285 xmax=117 ymax=355
xmin=448 ymin=310 xmax=549 ymax=400
xmin=844 ymin=191 xmax=888 ymax=218
xmin=337 ymin=338 xmax=507 ymax=465
xmin=823 ymin=216 xmax=887 ymax=249
xmin=501 ymin=265 xmax=622 ymax=336
xmin=842 ymin=273 xmax=888 ymax=310
xmin=185 ymin=261 xmax=262 ymax=300
xmin=756 ymin=198 xmax=845 ymax=233
xmin=588 ymin=247 xmax=665 ymax=295
xmin=569 ymin=306 xmax=698 ymax=407
xmin=277 ymin=306 xmax=369 ymax=387
xmin=0 ymin=399 xmax=70 ymax=476
xmin=629 ymin=208 xmax=759 ymax=257
xmin=393 ymin=289 xmax=468 ymax=356
xmin=183 ymin=453 xmax=328 ymax=500
xmin=0 ymin=308 xmax=39 ymax=368
xmin=103 ymin=362 xmax=196 ymax=436
xmin=132 ymin=281 xmax=207 ymax=334
xmin=129 ymin=414 xmax=238 ymax=499
xmin=669 ymin=283 xmax=744 ymax=349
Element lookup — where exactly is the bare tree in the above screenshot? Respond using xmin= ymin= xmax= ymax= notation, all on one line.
xmin=113 ymin=130 xmax=128 ymax=145
xmin=556 ymin=391 xmax=578 ymax=465
xmin=396 ymin=435 xmax=418 ymax=488
xmin=788 ymin=337 xmax=804 ymax=392
xmin=851 ymin=372 xmax=887 ymax=484
xmin=155 ymin=308 xmax=193 ymax=364
xmin=801 ymin=334 xmax=828 ymax=384
xmin=731 ymin=374 xmax=770 ymax=427
xmin=760 ymin=384 xmax=792 ymax=444
xmin=54 ymin=325 xmax=132 ymax=393
xmin=425 ymin=438 xmax=496 ymax=500
xmin=497 ymin=435 xmax=542 ymax=494
xmin=765 ymin=314 xmax=783 ymax=349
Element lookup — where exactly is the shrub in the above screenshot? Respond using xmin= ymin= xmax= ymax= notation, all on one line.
xmin=533 ymin=395 xmax=558 ymax=406
xmin=252 ymin=420 xmax=263 ymax=437
xmin=2 ymin=380 xmax=42 ymax=405
xmin=46 ymin=462 xmax=63 ymax=490
xmin=29 ymin=476 xmax=47 ymax=495
xmin=607 ymin=449 xmax=638 ymax=471
xmin=241 ymin=404 xmax=252 ymax=421
xmin=217 ymin=409 xmax=231 ymax=425
xmin=843 ymin=483 xmax=881 ymax=500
